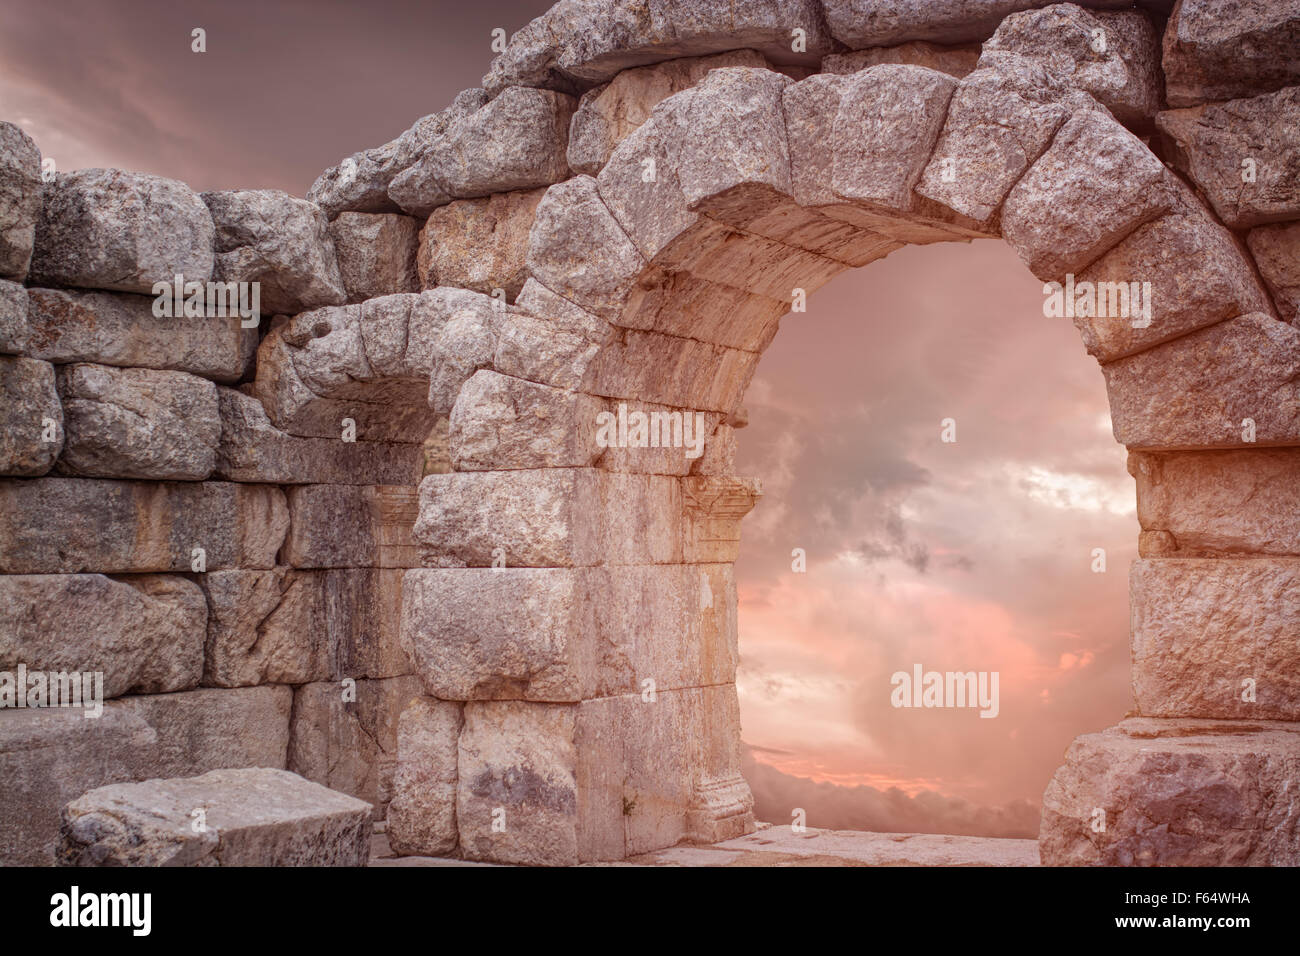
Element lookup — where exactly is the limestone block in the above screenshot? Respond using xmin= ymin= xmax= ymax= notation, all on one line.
xmin=288 ymin=676 xmax=422 ymax=818
xmin=1131 ymin=558 xmax=1300 ymax=720
xmin=583 ymin=327 xmax=760 ymax=413
xmin=1247 ymin=222 xmax=1300 ymax=325
xmin=1039 ymin=717 xmax=1300 ymax=865
xmin=1129 ymin=448 xmax=1300 ymax=557
xmin=281 ymin=484 xmax=418 ymax=569
xmin=0 ymin=573 xmax=205 ymax=699
xmin=417 ymin=188 xmax=543 ymax=300
xmin=513 ymin=276 xmax=610 ymax=344
xmin=329 ymin=212 xmax=419 ymax=303
xmin=58 ymin=768 xmax=371 ymax=866
xmin=23 ymin=288 xmax=257 ymax=383
xmin=386 ymin=696 xmax=463 ymax=855
xmin=1158 ymin=88 xmax=1300 ymax=230
xmin=1103 ymin=313 xmax=1300 ymax=449
xmin=0 ymin=122 xmax=41 ymax=281
xmin=0 ymin=685 xmax=291 ymax=865
xmin=0 ymin=478 xmax=288 ymax=573
xmin=617 ymin=272 xmax=787 ymax=353
xmin=1002 ymin=108 xmax=1176 ymax=280
xmin=0 ymin=355 xmax=61 ymax=476
xmin=1162 ymin=0 xmax=1300 ymax=107
xmin=0 ymin=279 xmax=28 ymax=353
xmin=55 ymin=364 xmax=219 ymax=480
xmin=492 ymin=309 xmax=600 ymax=390
xmin=412 ymin=468 xmax=682 ymax=568
xmin=30 ymin=169 xmax=213 ymax=294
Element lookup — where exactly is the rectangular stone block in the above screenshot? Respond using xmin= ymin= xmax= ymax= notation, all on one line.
xmin=584 ymin=327 xmax=759 ymax=413
xmin=0 ymin=355 xmax=61 ymax=476
xmin=1131 ymin=558 xmax=1300 ymax=721
xmin=59 ymin=767 xmax=371 ymax=866
xmin=24 ymin=288 xmax=256 ymax=383
xmin=1 ymin=573 xmax=205 ymax=699
xmin=288 ymin=676 xmax=421 ymax=820
xmin=282 ymin=484 xmax=419 ymax=569
xmin=413 ymin=468 xmax=682 ymax=568
xmin=215 ymin=387 xmax=422 ymax=485
xmin=401 ymin=564 xmax=736 ymax=702
xmin=386 ymin=696 xmax=463 ymax=857
xmin=0 ymin=685 xmax=291 ymax=865
xmin=0 ymin=278 xmax=28 ymax=353
xmin=1131 ymin=448 xmax=1300 ymax=557
xmin=0 ymin=478 xmax=288 ymax=573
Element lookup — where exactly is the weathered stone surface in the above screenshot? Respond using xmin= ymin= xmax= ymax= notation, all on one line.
xmin=832 ymin=65 xmax=957 ymax=213
xmin=54 ymin=364 xmax=219 ymax=481
xmin=309 ymin=88 xmax=489 ymax=218
xmin=526 ymin=175 xmax=645 ymax=320
xmin=514 ymin=276 xmax=610 ymax=343
xmin=387 ymin=697 xmax=463 ymax=856
xmin=1158 ymin=88 xmax=1300 ymax=230
xmin=1040 ymin=717 xmax=1300 ymax=865
xmin=681 ymin=476 xmax=763 ymax=563
xmin=0 ymin=279 xmax=27 ymax=353
xmin=617 ymin=272 xmax=787 ymax=353
xmin=1247 ymin=222 xmax=1300 ymax=325
xmin=426 ymin=304 xmax=500 ymax=417
xmin=282 ymin=484 xmax=418 ymax=569
xmin=567 ymin=50 xmax=770 ymax=175
xmin=402 ymin=564 xmax=737 ymax=702
xmin=1003 ymin=108 xmax=1177 ymax=280
xmin=0 ymin=122 xmax=41 ymax=281
xmin=202 ymin=567 xmax=409 ymax=687
xmin=29 ymin=169 xmax=213 ymax=294
xmin=288 ymin=676 xmax=421 ymax=818
xmin=58 ymin=767 xmax=371 ymax=866
xmin=417 ymin=188 xmax=544 ymax=299
xmin=1131 ymin=558 xmax=1300 ymax=720
xmin=0 ymin=573 xmax=205 ymax=699
xmin=820 ymin=0 xmax=1134 ymax=49
xmin=456 ymin=700 xmax=580 ymax=865
xmin=413 ymin=468 xmax=681 ymax=568
xmin=214 ymin=388 xmax=420 ymax=485
xmin=329 ymin=212 xmax=419 ymax=303
xmin=0 ymin=478 xmax=287 ymax=573
xmin=493 ymin=309 xmax=601 ymax=390
xmin=448 ymin=370 xmax=602 ymax=471
xmin=978 ymin=5 xmax=1162 ymax=126
xmin=203 ymin=189 xmax=346 ymax=316
xmin=823 ymin=40 xmax=980 ymax=78
xmin=583 ymin=327 xmax=760 ymax=413
xmin=481 ymin=0 xmax=831 ymax=95
xmin=1071 ymin=199 xmax=1273 ymax=362
xmin=0 ymin=685 xmax=291 ymax=865
xmin=916 ymin=61 xmax=1091 ymax=222
xmin=1103 ymin=313 xmax=1300 ymax=449
xmin=1162 ymin=0 xmax=1300 ymax=107
xmin=417 ymin=88 xmax=575 ymax=200
xmin=24 ymin=287 xmax=257 ymax=383
xmin=1130 ymin=448 xmax=1300 ymax=557
xmin=0 ymin=355 xmax=61 ymax=476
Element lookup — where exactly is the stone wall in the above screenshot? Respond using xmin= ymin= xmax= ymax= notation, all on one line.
xmin=3 ymin=0 xmax=1299 ymax=866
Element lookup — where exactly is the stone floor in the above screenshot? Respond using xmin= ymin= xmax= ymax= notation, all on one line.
xmin=368 ymin=822 xmax=1041 ymax=867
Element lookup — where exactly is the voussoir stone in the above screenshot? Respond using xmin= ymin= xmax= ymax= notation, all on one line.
xmin=329 ymin=212 xmax=419 ymax=303
xmin=417 ymin=188 xmax=544 ymax=299
xmin=0 ymin=279 xmax=28 ymax=353
xmin=387 ymin=697 xmax=463 ymax=856
xmin=1002 ymin=107 xmax=1177 ymax=280
xmin=1247 ymin=222 xmax=1300 ymax=325
xmin=22 ymin=287 xmax=257 ymax=383
xmin=0 ymin=478 xmax=288 ymax=573
xmin=58 ymin=768 xmax=372 ymax=867
xmin=0 ymin=355 xmax=61 ymax=476
xmin=310 ymin=87 xmax=489 ymax=218
xmin=55 ymin=364 xmax=219 ymax=481
xmin=1131 ymin=558 xmax=1300 ymax=721
xmin=1162 ymin=0 xmax=1300 ymax=107
xmin=1157 ymin=87 xmax=1300 ymax=230
xmin=203 ymin=189 xmax=346 ymax=316
xmin=1103 ymin=312 xmax=1300 ymax=449
xmin=29 ymin=169 xmax=213 ymax=294
xmin=417 ymin=87 xmax=575 ymax=200
xmin=0 ymin=122 xmax=41 ymax=281
xmin=0 ymin=573 xmax=206 ymax=699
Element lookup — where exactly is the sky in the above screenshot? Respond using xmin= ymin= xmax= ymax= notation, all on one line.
xmin=1 ymin=0 xmax=1138 ymax=838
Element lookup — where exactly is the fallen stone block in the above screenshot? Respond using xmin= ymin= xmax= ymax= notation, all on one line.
xmin=0 ymin=573 xmax=205 ymax=699
xmin=30 ymin=169 xmax=214 ymax=294
xmin=0 ymin=477 xmax=288 ymax=573
xmin=0 ymin=355 xmax=61 ymax=476
xmin=328 ymin=212 xmax=419 ymax=303
xmin=0 ymin=122 xmax=41 ymax=281
xmin=58 ymin=767 xmax=371 ymax=866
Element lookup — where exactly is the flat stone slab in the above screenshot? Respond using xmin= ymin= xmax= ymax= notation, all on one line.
xmin=59 ymin=768 xmax=372 ymax=866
